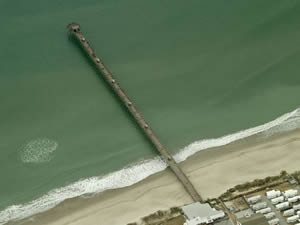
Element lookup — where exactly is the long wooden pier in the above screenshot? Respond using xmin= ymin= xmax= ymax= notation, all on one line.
xmin=67 ymin=23 xmax=202 ymax=202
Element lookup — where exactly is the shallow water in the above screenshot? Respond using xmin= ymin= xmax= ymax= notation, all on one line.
xmin=1 ymin=0 xmax=300 ymax=223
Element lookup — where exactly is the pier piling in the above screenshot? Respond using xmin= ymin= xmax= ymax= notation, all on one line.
xmin=67 ymin=23 xmax=202 ymax=202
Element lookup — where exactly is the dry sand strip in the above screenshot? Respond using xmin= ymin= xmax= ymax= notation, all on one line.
xmin=14 ymin=129 xmax=300 ymax=225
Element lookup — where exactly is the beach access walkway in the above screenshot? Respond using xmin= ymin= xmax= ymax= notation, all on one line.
xmin=67 ymin=23 xmax=202 ymax=203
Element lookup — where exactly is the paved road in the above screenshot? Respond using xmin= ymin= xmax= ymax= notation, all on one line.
xmin=261 ymin=195 xmax=289 ymax=225
xmin=215 ymin=219 xmax=233 ymax=225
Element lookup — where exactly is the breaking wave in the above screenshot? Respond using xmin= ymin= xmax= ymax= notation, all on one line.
xmin=1 ymin=108 xmax=300 ymax=224
xmin=0 ymin=159 xmax=167 ymax=225
xmin=174 ymin=108 xmax=300 ymax=162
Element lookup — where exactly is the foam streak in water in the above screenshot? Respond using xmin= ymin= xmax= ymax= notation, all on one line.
xmin=20 ymin=138 xmax=58 ymax=163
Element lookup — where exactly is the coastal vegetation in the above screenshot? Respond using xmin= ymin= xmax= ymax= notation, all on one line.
xmin=220 ymin=170 xmax=289 ymax=201
xmin=127 ymin=170 xmax=299 ymax=225
xmin=291 ymin=171 xmax=300 ymax=183
xmin=126 ymin=170 xmax=300 ymax=225
xmin=127 ymin=207 xmax=183 ymax=225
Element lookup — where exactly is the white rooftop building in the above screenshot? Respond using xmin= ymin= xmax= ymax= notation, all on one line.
xmin=293 ymin=203 xmax=300 ymax=210
xmin=288 ymin=195 xmax=300 ymax=203
xmin=283 ymin=189 xmax=298 ymax=198
xmin=256 ymin=207 xmax=271 ymax=214
xmin=268 ymin=218 xmax=279 ymax=225
xmin=264 ymin=212 xmax=275 ymax=220
xmin=251 ymin=202 xmax=267 ymax=211
xmin=287 ymin=215 xmax=299 ymax=223
xmin=182 ymin=202 xmax=225 ymax=225
xmin=247 ymin=195 xmax=261 ymax=204
xmin=271 ymin=196 xmax=284 ymax=205
xmin=283 ymin=208 xmax=294 ymax=217
xmin=275 ymin=201 xmax=289 ymax=210
xmin=266 ymin=190 xmax=281 ymax=199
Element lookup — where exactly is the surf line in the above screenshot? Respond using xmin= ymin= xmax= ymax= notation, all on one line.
xmin=67 ymin=23 xmax=202 ymax=203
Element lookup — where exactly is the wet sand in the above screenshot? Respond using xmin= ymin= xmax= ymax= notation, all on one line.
xmin=14 ymin=130 xmax=300 ymax=225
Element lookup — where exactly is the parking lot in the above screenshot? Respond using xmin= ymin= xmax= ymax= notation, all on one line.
xmin=261 ymin=195 xmax=288 ymax=225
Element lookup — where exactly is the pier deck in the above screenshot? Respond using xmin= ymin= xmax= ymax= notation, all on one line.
xmin=67 ymin=23 xmax=202 ymax=202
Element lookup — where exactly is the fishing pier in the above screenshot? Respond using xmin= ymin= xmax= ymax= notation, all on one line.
xmin=67 ymin=23 xmax=202 ymax=202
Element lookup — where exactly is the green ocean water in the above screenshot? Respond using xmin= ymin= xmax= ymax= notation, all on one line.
xmin=1 ymin=0 xmax=300 ymax=222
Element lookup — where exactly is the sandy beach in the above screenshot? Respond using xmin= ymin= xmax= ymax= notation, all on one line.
xmin=14 ymin=129 xmax=300 ymax=225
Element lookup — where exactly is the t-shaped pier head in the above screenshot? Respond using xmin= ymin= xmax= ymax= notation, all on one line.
xmin=67 ymin=23 xmax=81 ymax=33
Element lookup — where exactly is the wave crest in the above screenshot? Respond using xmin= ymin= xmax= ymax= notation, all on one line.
xmin=174 ymin=108 xmax=300 ymax=162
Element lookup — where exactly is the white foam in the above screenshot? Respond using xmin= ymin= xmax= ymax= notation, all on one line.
xmin=20 ymin=138 xmax=58 ymax=163
xmin=1 ymin=108 xmax=300 ymax=225
xmin=262 ymin=111 xmax=300 ymax=137
xmin=0 ymin=158 xmax=167 ymax=225
xmin=174 ymin=108 xmax=300 ymax=162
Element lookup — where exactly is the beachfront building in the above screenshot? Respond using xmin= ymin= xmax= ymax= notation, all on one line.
xmin=256 ymin=207 xmax=271 ymax=214
xmin=247 ymin=195 xmax=261 ymax=204
xmin=271 ymin=196 xmax=284 ymax=205
xmin=237 ymin=213 xmax=269 ymax=225
xmin=288 ymin=195 xmax=300 ymax=203
xmin=266 ymin=190 xmax=281 ymax=199
xmin=182 ymin=202 xmax=225 ymax=225
xmin=283 ymin=208 xmax=294 ymax=217
xmin=251 ymin=202 xmax=267 ymax=211
xmin=287 ymin=215 xmax=299 ymax=223
xmin=275 ymin=201 xmax=289 ymax=210
xmin=283 ymin=189 xmax=298 ymax=199
xmin=264 ymin=212 xmax=275 ymax=220
xmin=268 ymin=218 xmax=279 ymax=225
xmin=294 ymin=204 xmax=300 ymax=210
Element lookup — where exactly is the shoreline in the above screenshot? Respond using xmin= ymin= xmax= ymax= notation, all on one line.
xmin=11 ymin=129 xmax=300 ymax=225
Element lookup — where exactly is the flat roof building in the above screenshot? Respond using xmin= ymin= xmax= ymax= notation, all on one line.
xmin=238 ymin=213 xmax=268 ymax=225
xmin=182 ymin=202 xmax=225 ymax=225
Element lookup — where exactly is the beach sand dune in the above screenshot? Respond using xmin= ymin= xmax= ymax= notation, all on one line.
xmin=14 ymin=130 xmax=300 ymax=225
